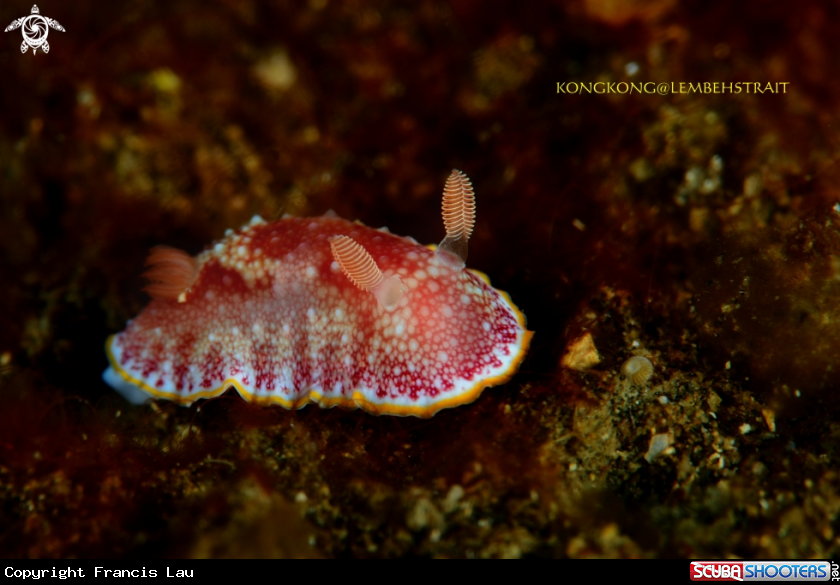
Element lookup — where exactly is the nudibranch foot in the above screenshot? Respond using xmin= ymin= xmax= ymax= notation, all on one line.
xmin=103 ymin=364 xmax=154 ymax=405
xmin=103 ymin=170 xmax=532 ymax=417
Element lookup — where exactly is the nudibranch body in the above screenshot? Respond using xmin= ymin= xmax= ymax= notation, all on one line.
xmin=103 ymin=171 xmax=532 ymax=417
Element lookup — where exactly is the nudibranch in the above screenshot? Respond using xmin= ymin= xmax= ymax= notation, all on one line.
xmin=103 ymin=170 xmax=532 ymax=417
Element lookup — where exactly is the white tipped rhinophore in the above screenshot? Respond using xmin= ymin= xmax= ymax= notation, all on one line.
xmin=102 ymin=365 xmax=152 ymax=405
xmin=330 ymin=235 xmax=405 ymax=309
xmin=437 ymin=169 xmax=475 ymax=266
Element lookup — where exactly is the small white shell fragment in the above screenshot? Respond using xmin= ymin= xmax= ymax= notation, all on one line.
xmin=561 ymin=332 xmax=600 ymax=371
xmin=621 ymin=356 xmax=654 ymax=384
xmin=739 ymin=423 xmax=752 ymax=435
xmin=644 ymin=433 xmax=672 ymax=463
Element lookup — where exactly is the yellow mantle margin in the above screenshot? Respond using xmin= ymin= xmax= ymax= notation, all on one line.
xmin=104 ymin=272 xmax=532 ymax=418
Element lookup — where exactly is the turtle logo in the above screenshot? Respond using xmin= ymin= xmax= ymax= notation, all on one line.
xmin=5 ymin=5 xmax=65 ymax=55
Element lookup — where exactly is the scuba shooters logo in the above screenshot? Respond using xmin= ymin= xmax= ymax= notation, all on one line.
xmin=5 ymin=5 xmax=65 ymax=54
xmin=690 ymin=561 xmax=834 ymax=581
xmin=692 ymin=563 xmax=744 ymax=581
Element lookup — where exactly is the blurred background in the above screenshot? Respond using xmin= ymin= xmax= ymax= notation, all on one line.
xmin=1 ymin=0 xmax=840 ymax=558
